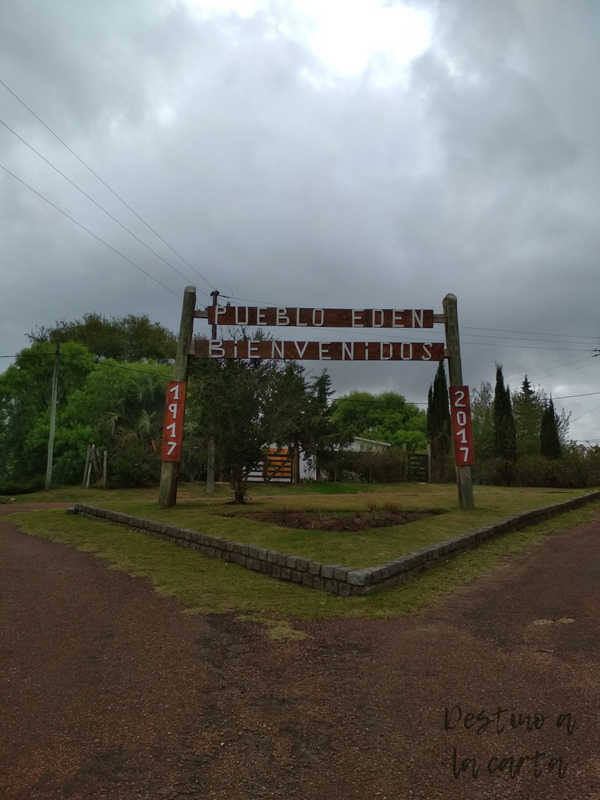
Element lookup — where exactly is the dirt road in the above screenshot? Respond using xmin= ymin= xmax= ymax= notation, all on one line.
xmin=1 ymin=503 xmax=599 ymax=799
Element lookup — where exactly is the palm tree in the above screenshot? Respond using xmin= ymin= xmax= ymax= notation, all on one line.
xmin=96 ymin=373 xmax=166 ymax=486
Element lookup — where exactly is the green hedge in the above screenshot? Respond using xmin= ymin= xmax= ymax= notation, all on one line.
xmin=319 ymin=448 xmax=409 ymax=483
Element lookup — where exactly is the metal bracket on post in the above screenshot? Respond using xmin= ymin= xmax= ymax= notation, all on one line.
xmin=443 ymin=293 xmax=475 ymax=510
xmin=158 ymin=286 xmax=196 ymax=508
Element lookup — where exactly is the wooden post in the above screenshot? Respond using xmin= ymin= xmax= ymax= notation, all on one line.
xmin=206 ymin=290 xmax=219 ymax=495
xmin=45 ymin=343 xmax=60 ymax=490
xmin=206 ymin=441 xmax=215 ymax=494
xmin=443 ymin=294 xmax=475 ymax=510
xmin=294 ymin=442 xmax=300 ymax=485
xmin=90 ymin=444 xmax=99 ymax=481
xmin=83 ymin=445 xmax=91 ymax=487
xmin=158 ymin=286 xmax=196 ymax=508
xmin=102 ymin=450 xmax=108 ymax=489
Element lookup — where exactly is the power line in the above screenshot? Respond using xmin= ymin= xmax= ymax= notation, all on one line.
xmin=462 ymin=340 xmax=589 ymax=352
xmin=224 ymin=296 xmax=599 ymax=341
xmin=0 ymin=77 xmax=217 ymax=295
xmin=0 ymin=116 xmax=209 ymax=297
xmin=0 ymin=162 xmax=181 ymax=299
xmin=1 ymin=350 xmax=428 ymax=393
xmin=0 ymin=353 xmax=48 ymax=358
xmin=522 ymin=358 xmax=596 ymax=383
xmin=219 ymin=296 xmax=597 ymax=351
xmin=463 ymin=325 xmax=599 ymax=341
xmin=554 ymin=390 xmax=600 ymax=399
xmin=505 ymin=352 xmax=590 ymax=381
xmin=461 ymin=332 xmax=594 ymax=347
xmin=571 ymin=403 xmax=600 ymax=423
xmin=4 ymin=351 xmax=600 ymax=412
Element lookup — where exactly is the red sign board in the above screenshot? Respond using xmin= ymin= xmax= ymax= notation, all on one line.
xmin=161 ymin=381 xmax=187 ymax=462
xmin=207 ymin=306 xmax=434 ymax=329
xmin=449 ymin=386 xmax=475 ymax=466
xmin=195 ymin=339 xmax=445 ymax=362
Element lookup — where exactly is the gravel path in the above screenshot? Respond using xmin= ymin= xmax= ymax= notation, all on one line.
xmin=1 ymin=503 xmax=600 ymax=799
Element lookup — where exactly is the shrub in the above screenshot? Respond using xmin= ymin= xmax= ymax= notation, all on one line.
xmin=108 ymin=439 xmax=161 ymax=488
xmin=383 ymin=501 xmax=402 ymax=514
xmin=0 ymin=477 xmax=44 ymax=495
xmin=473 ymin=448 xmax=598 ymax=489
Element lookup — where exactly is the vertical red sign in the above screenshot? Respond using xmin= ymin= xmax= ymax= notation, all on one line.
xmin=161 ymin=381 xmax=187 ymax=462
xmin=449 ymin=386 xmax=475 ymax=466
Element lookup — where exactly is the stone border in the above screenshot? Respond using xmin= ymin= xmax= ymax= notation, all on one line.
xmin=71 ymin=492 xmax=600 ymax=596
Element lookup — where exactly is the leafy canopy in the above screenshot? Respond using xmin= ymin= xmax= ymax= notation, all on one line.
xmin=28 ymin=312 xmax=177 ymax=363
xmin=0 ymin=338 xmax=172 ymax=488
xmin=331 ymin=390 xmax=426 ymax=451
xmin=0 ymin=341 xmax=96 ymax=483
xmin=189 ymin=358 xmax=342 ymax=503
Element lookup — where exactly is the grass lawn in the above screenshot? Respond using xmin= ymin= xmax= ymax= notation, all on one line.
xmin=5 ymin=482 xmax=599 ymax=632
xmin=5 ymin=481 xmax=594 ymax=568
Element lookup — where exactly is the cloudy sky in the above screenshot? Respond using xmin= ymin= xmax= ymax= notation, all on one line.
xmin=1 ymin=0 xmax=600 ymax=441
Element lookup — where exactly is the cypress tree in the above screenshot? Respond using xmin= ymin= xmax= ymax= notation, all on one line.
xmin=540 ymin=398 xmax=562 ymax=459
xmin=427 ymin=361 xmax=451 ymax=482
xmin=493 ymin=365 xmax=517 ymax=483
xmin=426 ymin=386 xmax=434 ymax=440
xmin=512 ymin=375 xmax=544 ymax=458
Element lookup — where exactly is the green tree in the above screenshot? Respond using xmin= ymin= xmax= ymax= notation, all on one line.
xmin=512 ymin=375 xmax=545 ymax=458
xmin=331 ymin=391 xmax=427 ymax=451
xmin=512 ymin=378 xmax=570 ymax=456
xmin=427 ymin=361 xmax=451 ymax=482
xmin=493 ymin=364 xmax=517 ymax=484
xmin=189 ymin=357 xmax=337 ymax=503
xmin=0 ymin=342 xmax=95 ymax=486
xmin=28 ymin=313 xmax=177 ymax=363
xmin=0 ymin=344 xmax=173 ymax=489
xmin=67 ymin=361 xmax=172 ymax=486
xmin=269 ymin=367 xmax=345 ymax=470
xmin=540 ymin=398 xmax=562 ymax=459
xmin=470 ymin=380 xmax=494 ymax=462
xmin=473 ymin=375 xmax=570 ymax=468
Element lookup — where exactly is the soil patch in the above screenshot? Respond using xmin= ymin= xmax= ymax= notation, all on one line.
xmin=219 ymin=508 xmax=439 ymax=532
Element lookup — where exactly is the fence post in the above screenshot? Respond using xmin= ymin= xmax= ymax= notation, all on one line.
xmin=90 ymin=444 xmax=99 ymax=479
xmin=83 ymin=445 xmax=91 ymax=487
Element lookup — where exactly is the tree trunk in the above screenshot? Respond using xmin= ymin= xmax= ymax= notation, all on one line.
xmin=230 ymin=465 xmax=247 ymax=504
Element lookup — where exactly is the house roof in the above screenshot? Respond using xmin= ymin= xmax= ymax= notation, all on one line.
xmin=353 ymin=436 xmax=391 ymax=447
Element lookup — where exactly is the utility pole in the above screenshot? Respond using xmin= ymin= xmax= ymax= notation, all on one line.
xmin=45 ymin=342 xmax=60 ymax=490
xmin=443 ymin=293 xmax=475 ymax=510
xmin=206 ymin=290 xmax=219 ymax=495
xmin=158 ymin=286 xmax=196 ymax=508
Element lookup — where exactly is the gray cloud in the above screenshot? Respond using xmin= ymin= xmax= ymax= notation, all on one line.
xmin=1 ymin=0 xmax=600 ymax=439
